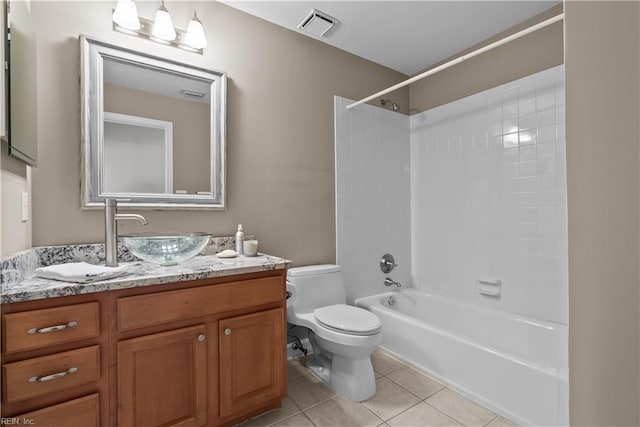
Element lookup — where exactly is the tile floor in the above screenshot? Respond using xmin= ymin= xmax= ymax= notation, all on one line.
xmin=239 ymin=349 xmax=518 ymax=427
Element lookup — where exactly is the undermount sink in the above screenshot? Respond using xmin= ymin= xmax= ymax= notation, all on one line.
xmin=120 ymin=233 xmax=212 ymax=266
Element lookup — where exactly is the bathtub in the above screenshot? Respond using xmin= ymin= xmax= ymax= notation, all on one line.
xmin=355 ymin=290 xmax=568 ymax=426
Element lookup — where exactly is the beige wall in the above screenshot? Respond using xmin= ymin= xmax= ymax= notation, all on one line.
xmin=409 ymin=4 xmax=563 ymax=113
xmin=1 ymin=148 xmax=32 ymax=258
xmin=7 ymin=1 xmax=640 ymax=422
xmin=104 ymin=84 xmax=210 ymax=193
xmin=29 ymin=1 xmax=408 ymax=265
xmin=565 ymin=2 xmax=640 ymax=425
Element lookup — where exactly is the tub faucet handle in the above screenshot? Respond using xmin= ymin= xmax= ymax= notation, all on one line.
xmin=380 ymin=253 xmax=397 ymax=273
xmin=384 ymin=277 xmax=401 ymax=288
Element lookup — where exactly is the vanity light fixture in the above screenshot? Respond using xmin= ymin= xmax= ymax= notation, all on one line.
xmin=112 ymin=1 xmax=208 ymax=54
xmin=185 ymin=11 xmax=207 ymax=49
xmin=152 ymin=1 xmax=176 ymax=41
xmin=112 ymin=0 xmax=140 ymax=31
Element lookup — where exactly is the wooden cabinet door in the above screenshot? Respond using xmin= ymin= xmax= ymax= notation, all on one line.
xmin=118 ymin=325 xmax=207 ymax=427
xmin=219 ymin=308 xmax=286 ymax=420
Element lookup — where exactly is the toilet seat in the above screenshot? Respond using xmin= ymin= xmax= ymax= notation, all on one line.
xmin=314 ymin=304 xmax=382 ymax=336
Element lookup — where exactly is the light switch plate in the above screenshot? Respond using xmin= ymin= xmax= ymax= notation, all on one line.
xmin=21 ymin=192 xmax=29 ymax=222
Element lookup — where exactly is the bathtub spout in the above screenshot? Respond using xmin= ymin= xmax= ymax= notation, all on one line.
xmin=384 ymin=277 xmax=401 ymax=287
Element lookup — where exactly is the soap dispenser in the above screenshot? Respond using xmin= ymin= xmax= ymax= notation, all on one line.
xmin=235 ymin=224 xmax=244 ymax=255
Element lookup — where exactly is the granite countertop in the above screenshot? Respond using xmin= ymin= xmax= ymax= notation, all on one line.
xmin=1 ymin=238 xmax=292 ymax=304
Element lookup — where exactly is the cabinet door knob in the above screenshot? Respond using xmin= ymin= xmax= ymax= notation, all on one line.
xmin=197 ymin=334 xmax=206 ymax=342
xmin=224 ymin=328 xmax=231 ymax=336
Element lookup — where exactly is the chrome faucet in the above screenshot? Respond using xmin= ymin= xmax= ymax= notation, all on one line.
xmin=105 ymin=198 xmax=148 ymax=267
xmin=384 ymin=277 xmax=402 ymax=288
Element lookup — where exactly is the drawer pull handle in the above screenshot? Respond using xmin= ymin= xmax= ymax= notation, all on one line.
xmin=27 ymin=321 xmax=79 ymax=334
xmin=224 ymin=328 xmax=232 ymax=336
xmin=197 ymin=334 xmax=206 ymax=342
xmin=28 ymin=367 xmax=79 ymax=383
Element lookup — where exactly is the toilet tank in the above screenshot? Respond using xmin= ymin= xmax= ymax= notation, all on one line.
xmin=287 ymin=265 xmax=346 ymax=315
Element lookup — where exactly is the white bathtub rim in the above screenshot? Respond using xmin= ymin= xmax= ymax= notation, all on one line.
xmin=360 ymin=289 xmax=567 ymax=330
xmin=358 ymin=291 xmax=569 ymax=426
xmin=356 ymin=292 xmax=569 ymax=376
xmin=375 ymin=346 xmax=552 ymax=427
xmin=377 ymin=305 xmax=568 ymax=378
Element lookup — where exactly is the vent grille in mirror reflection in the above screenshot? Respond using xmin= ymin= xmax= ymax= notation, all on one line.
xmin=180 ymin=89 xmax=206 ymax=98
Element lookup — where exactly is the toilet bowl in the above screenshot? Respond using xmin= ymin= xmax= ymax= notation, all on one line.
xmin=287 ymin=265 xmax=382 ymax=401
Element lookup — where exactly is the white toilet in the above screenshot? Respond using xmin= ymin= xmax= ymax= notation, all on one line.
xmin=286 ymin=265 xmax=382 ymax=401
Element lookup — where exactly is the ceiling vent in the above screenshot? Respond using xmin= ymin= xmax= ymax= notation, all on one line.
xmin=297 ymin=9 xmax=337 ymax=38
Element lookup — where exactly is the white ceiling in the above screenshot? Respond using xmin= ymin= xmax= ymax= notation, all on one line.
xmin=220 ymin=1 xmax=560 ymax=75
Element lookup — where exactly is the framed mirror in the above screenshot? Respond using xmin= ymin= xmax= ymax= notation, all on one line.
xmin=5 ymin=0 xmax=38 ymax=166
xmin=80 ymin=35 xmax=226 ymax=209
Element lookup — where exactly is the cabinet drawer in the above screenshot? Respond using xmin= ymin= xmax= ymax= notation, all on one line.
xmin=2 ymin=302 xmax=99 ymax=353
xmin=2 ymin=345 xmax=100 ymax=403
xmin=118 ymin=276 xmax=284 ymax=331
xmin=13 ymin=393 xmax=100 ymax=427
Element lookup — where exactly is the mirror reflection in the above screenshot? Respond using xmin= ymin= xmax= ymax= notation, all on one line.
xmin=6 ymin=0 xmax=38 ymax=165
xmin=102 ymin=59 xmax=211 ymax=195
xmin=81 ymin=36 xmax=226 ymax=209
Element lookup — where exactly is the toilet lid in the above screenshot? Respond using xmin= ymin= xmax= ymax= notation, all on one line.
xmin=314 ymin=304 xmax=382 ymax=335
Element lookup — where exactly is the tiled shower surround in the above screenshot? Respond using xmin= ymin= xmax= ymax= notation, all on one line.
xmin=411 ymin=65 xmax=567 ymax=324
xmin=334 ymin=96 xmax=411 ymax=303
xmin=336 ymin=65 xmax=567 ymax=324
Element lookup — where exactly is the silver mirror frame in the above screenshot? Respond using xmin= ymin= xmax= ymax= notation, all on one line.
xmin=80 ymin=35 xmax=227 ymax=210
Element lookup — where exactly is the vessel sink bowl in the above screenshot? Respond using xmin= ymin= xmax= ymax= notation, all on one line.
xmin=120 ymin=233 xmax=211 ymax=266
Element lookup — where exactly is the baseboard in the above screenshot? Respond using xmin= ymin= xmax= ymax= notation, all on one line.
xmin=287 ymin=337 xmax=313 ymax=360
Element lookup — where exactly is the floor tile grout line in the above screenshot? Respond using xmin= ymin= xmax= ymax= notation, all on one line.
xmin=288 ymin=400 xmax=302 ymax=414
xmin=381 ymin=399 xmax=423 ymax=424
xmin=357 ymin=397 xmax=387 ymax=425
xmin=483 ymin=414 xmax=500 ymax=426
xmin=301 ymin=412 xmax=320 ymax=427
xmin=375 ymin=350 xmax=512 ymax=425
xmin=268 ymin=410 xmax=315 ymax=427
xmin=347 ymin=396 xmax=387 ymax=426
xmin=384 ymin=371 xmax=446 ymax=401
xmin=423 ymin=389 xmax=500 ymax=427
xmin=423 ymin=396 xmax=470 ymax=426
xmin=297 ymin=394 xmax=336 ymax=413
xmin=375 ymin=349 xmax=447 ymax=386
xmin=421 ymin=400 xmax=466 ymax=426
xmin=289 ymin=351 xmax=510 ymax=427
xmin=302 ymin=394 xmax=386 ymax=427
xmin=422 ymin=386 xmax=449 ymax=402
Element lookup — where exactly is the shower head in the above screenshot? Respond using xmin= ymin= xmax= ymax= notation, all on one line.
xmin=380 ymin=98 xmax=400 ymax=111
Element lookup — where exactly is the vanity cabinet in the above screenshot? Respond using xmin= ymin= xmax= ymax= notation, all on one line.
xmin=117 ymin=325 xmax=208 ymax=426
xmin=15 ymin=393 xmax=100 ymax=426
xmin=1 ymin=295 xmax=107 ymax=425
xmin=114 ymin=272 xmax=287 ymax=426
xmin=1 ymin=270 xmax=287 ymax=426
xmin=219 ymin=308 xmax=286 ymax=420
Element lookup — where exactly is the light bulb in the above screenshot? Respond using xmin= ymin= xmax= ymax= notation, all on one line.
xmin=112 ymin=0 xmax=140 ymax=31
xmin=185 ymin=11 xmax=207 ymax=49
xmin=152 ymin=1 xmax=176 ymax=41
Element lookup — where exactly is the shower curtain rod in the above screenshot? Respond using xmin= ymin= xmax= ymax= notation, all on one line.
xmin=346 ymin=13 xmax=564 ymax=110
